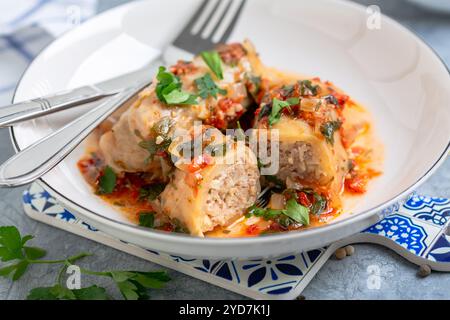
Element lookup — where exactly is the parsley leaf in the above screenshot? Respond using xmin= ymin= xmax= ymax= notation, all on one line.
xmin=139 ymin=183 xmax=167 ymax=202
xmin=98 ymin=166 xmax=117 ymax=194
xmin=286 ymin=97 xmax=300 ymax=105
xmin=258 ymin=104 xmax=271 ymax=121
xmin=200 ymin=51 xmax=224 ymax=80
xmin=195 ymin=73 xmax=227 ymax=99
xmin=139 ymin=212 xmax=156 ymax=228
xmin=310 ymin=192 xmax=327 ymax=215
xmin=320 ymin=120 xmax=342 ymax=144
xmin=27 ymin=284 xmax=109 ymax=300
xmin=108 ymin=270 xmax=170 ymax=300
xmin=155 ymin=67 xmax=197 ymax=105
xmin=0 ymin=225 xmax=170 ymax=300
xmin=285 ymin=199 xmax=310 ymax=226
xmin=299 ymin=80 xmax=319 ymax=96
xmin=246 ymin=74 xmax=262 ymax=98
xmin=268 ymin=98 xmax=292 ymax=127
xmin=138 ymin=117 xmax=174 ymax=163
xmin=0 ymin=226 xmax=25 ymax=262
xmin=0 ymin=226 xmax=47 ymax=281
xmin=246 ymin=198 xmax=310 ymax=227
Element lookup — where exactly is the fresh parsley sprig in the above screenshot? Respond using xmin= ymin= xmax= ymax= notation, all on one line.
xmin=137 ymin=117 xmax=175 ymax=163
xmin=156 ymin=67 xmax=198 ymax=105
xmin=320 ymin=120 xmax=342 ymax=145
xmin=195 ymin=73 xmax=227 ymax=99
xmin=246 ymin=198 xmax=310 ymax=227
xmin=98 ymin=166 xmax=117 ymax=194
xmin=0 ymin=226 xmax=170 ymax=300
xmin=139 ymin=212 xmax=156 ymax=228
xmin=268 ymin=98 xmax=299 ymax=127
xmin=200 ymin=51 xmax=224 ymax=80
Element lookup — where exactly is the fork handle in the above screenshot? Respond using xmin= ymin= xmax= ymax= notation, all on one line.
xmin=0 ymin=86 xmax=113 ymax=127
xmin=0 ymin=81 xmax=149 ymax=187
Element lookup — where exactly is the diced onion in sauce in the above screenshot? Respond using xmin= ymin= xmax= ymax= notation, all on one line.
xmin=269 ymin=193 xmax=285 ymax=210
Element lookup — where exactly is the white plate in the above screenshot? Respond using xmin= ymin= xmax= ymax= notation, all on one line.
xmin=10 ymin=0 xmax=450 ymax=259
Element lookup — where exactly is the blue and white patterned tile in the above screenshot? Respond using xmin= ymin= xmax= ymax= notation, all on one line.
xmin=363 ymin=213 xmax=442 ymax=257
xmin=21 ymin=184 xmax=450 ymax=299
xmin=400 ymin=195 xmax=450 ymax=228
xmin=22 ymin=184 xmax=328 ymax=298
xmin=427 ymin=233 xmax=450 ymax=263
xmin=231 ymin=249 xmax=325 ymax=295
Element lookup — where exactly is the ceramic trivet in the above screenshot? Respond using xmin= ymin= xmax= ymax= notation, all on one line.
xmin=22 ymin=182 xmax=450 ymax=300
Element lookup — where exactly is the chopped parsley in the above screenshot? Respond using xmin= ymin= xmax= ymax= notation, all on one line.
xmin=155 ymin=67 xmax=197 ymax=105
xmin=257 ymin=103 xmax=271 ymax=120
xmin=299 ymin=80 xmax=319 ymax=96
xmin=98 ymin=166 xmax=117 ymax=194
xmin=324 ymin=94 xmax=339 ymax=105
xmin=137 ymin=117 xmax=174 ymax=162
xmin=296 ymin=188 xmax=328 ymax=215
xmin=246 ymin=74 xmax=262 ymax=98
xmin=268 ymin=98 xmax=294 ymax=127
xmin=310 ymin=193 xmax=327 ymax=215
xmin=246 ymin=198 xmax=310 ymax=226
xmin=139 ymin=212 xmax=156 ymax=228
xmin=139 ymin=183 xmax=167 ymax=201
xmin=320 ymin=120 xmax=342 ymax=144
xmin=200 ymin=51 xmax=224 ymax=80
xmin=195 ymin=73 xmax=227 ymax=99
xmin=286 ymin=97 xmax=300 ymax=105
xmin=153 ymin=116 xmax=174 ymax=137
xmin=284 ymin=199 xmax=310 ymax=226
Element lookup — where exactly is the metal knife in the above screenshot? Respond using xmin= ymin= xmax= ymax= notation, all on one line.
xmin=0 ymin=61 xmax=161 ymax=127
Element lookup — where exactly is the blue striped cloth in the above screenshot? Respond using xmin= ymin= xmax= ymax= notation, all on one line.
xmin=0 ymin=0 xmax=97 ymax=105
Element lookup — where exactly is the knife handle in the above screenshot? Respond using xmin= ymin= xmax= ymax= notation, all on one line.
xmin=0 ymin=81 xmax=150 ymax=188
xmin=0 ymin=86 xmax=113 ymax=127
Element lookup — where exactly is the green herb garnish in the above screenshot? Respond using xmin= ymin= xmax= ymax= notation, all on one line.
xmin=246 ymin=74 xmax=262 ymax=99
xmin=200 ymin=51 xmax=224 ymax=80
xmin=155 ymin=67 xmax=197 ymax=105
xmin=138 ymin=117 xmax=174 ymax=162
xmin=0 ymin=226 xmax=46 ymax=280
xmin=246 ymin=198 xmax=310 ymax=226
xmin=295 ymin=188 xmax=328 ymax=215
xmin=138 ymin=212 xmax=156 ymax=228
xmin=139 ymin=183 xmax=167 ymax=202
xmin=320 ymin=120 xmax=342 ymax=144
xmin=299 ymin=80 xmax=319 ymax=96
xmin=28 ymin=285 xmax=109 ymax=300
xmin=0 ymin=226 xmax=169 ymax=300
xmin=98 ymin=166 xmax=117 ymax=194
xmin=268 ymin=98 xmax=293 ymax=127
xmin=195 ymin=73 xmax=227 ymax=99
xmin=284 ymin=199 xmax=310 ymax=226
xmin=286 ymin=97 xmax=300 ymax=105
xmin=310 ymin=193 xmax=328 ymax=215
xmin=258 ymin=103 xmax=271 ymax=121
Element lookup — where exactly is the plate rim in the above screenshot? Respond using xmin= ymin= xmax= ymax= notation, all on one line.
xmin=8 ymin=0 xmax=450 ymax=250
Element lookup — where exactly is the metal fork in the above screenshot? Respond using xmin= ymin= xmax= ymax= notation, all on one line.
xmin=254 ymin=186 xmax=272 ymax=208
xmin=0 ymin=0 xmax=248 ymax=187
xmin=168 ymin=0 xmax=247 ymax=56
xmin=0 ymin=0 xmax=247 ymax=127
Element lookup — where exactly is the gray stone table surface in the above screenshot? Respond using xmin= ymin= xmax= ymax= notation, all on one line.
xmin=0 ymin=0 xmax=449 ymax=300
